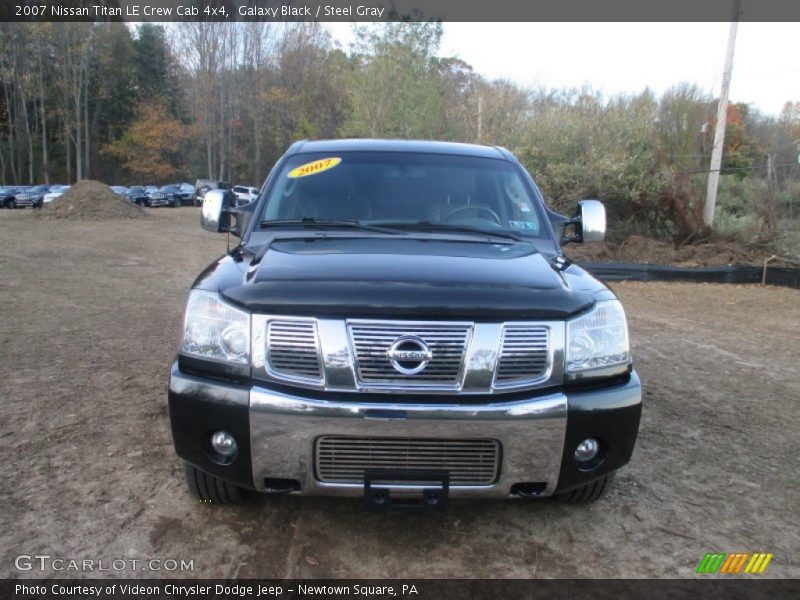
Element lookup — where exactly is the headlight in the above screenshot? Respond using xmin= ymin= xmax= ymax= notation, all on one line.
xmin=566 ymin=299 xmax=630 ymax=378
xmin=181 ymin=290 xmax=250 ymax=364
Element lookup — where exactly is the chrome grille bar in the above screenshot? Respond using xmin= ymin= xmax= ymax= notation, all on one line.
xmin=495 ymin=324 xmax=550 ymax=385
xmin=348 ymin=321 xmax=472 ymax=387
xmin=266 ymin=319 xmax=323 ymax=383
xmin=315 ymin=436 xmax=500 ymax=485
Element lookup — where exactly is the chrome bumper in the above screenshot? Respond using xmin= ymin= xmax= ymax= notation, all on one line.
xmin=249 ymin=387 xmax=567 ymax=498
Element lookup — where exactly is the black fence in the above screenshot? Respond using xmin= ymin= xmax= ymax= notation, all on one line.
xmin=579 ymin=262 xmax=800 ymax=289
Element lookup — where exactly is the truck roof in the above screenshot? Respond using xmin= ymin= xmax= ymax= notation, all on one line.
xmin=287 ymin=138 xmax=511 ymax=160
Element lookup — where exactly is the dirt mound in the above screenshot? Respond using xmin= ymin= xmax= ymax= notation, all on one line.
xmin=38 ymin=180 xmax=146 ymax=220
xmin=565 ymin=234 xmax=762 ymax=267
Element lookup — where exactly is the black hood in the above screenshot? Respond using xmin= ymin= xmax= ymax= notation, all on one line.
xmin=213 ymin=237 xmax=598 ymax=320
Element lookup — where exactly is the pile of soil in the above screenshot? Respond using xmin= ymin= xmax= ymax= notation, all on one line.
xmin=564 ymin=234 xmax=763 ymax=267
xmin=38 ymin=180 xmax=146 ymax=220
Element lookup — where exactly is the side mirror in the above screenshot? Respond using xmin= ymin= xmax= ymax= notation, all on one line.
xmin=576 ymin=200 xmax=606 ymax=243
xmin=201 ymin=189 xmax=233 ymax=233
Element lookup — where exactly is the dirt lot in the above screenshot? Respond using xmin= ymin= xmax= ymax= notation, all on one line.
xmin=1 ymin=208 xmax=798 ymax=579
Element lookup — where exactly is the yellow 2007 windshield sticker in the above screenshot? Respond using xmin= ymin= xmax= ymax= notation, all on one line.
xmin=287 ymin=157 xmax=341 ymax=178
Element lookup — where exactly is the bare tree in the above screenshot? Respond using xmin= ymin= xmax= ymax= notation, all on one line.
xmin=176 ymin=22 xmax=227 ymax=179
xmin=54 ymin=23 xmax=94 ymax=181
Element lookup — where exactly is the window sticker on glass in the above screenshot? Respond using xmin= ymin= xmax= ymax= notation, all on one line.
xmin=287 ymin=157 xmax=342 ymax=178
xmin=509 ymin=220 xmax=539 ymax=233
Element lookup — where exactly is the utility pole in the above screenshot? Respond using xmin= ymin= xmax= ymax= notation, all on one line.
xmin=477 ymin=94 xmax=483 ymax=144
xmin=704 ymin=0 xmax=743 ymax=228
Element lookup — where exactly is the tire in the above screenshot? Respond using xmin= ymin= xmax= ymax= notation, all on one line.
xmin=9 ymin=199 xmax=16 ymax=209
xmin=183 ymin=462 xmax=246 ymax=505
xmin=555 ymin=474 xmax=613 ymax=504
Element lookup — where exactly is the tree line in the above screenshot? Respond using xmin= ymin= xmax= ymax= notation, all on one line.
xmin=1 ymin=21 xmax=797 ymax=241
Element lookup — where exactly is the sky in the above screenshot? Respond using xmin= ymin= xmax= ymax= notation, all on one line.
xmin=326 ymin=22 xmax=799 ymax=116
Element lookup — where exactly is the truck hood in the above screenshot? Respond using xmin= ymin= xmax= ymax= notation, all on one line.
xmin=213 ymin=237 xmax=598 ymax=320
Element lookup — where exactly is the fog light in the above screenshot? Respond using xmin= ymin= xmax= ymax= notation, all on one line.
xmin=574 ymin=438 xmax=600 ymax=462
xmin=210 ymin=431 xmax=237 ymax=457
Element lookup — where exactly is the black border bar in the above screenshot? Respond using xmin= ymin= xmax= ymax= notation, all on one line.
xmin=3 ymin=579 xmax=800 ymax=600
xmin=3 ymin=0 xmax=800 ymax=23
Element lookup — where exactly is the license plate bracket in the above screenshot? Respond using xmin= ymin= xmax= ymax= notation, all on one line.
xmin=363 ymin=469 xmax=449 ymax=510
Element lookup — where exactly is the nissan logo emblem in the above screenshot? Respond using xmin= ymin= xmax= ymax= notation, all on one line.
xmin=386 ymin=336 xmax=433 ymax=375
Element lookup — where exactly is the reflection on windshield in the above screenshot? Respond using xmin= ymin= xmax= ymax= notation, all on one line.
xmin=261 ymin=152 xmax=546 ymax=239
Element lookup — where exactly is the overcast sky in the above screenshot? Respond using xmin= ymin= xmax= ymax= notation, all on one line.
xmin=326 ymin=22 xmax=799 ymax=116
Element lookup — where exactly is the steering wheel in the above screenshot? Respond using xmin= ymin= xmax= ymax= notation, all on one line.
xmin=444 ymin=204 xmax=502 ymax=226
xmin=444 ymin=204 xmax=503 ymax=226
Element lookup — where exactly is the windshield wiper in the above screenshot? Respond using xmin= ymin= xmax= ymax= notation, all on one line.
xmin=258 ymin=218 xmax=401 ymax=235
xmin=368 ymin=221 xmax=527 ymax=242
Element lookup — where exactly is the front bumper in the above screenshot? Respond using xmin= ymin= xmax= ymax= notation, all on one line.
xmin=168 ymin=361 xmax=641 ymax=498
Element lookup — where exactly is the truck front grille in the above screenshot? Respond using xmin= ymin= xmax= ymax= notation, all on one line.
xmin=348 ymin=321 xmax=471 ymax=387
xmin=266 ymin=319 xmax=322 ymax=382
xmin=315 ymin=436 xmax=500 ymax=485
xmin=255 ymin=315 xmax=561 ymax=394
xmin=495 ymin=324 xmax=550 ymax=385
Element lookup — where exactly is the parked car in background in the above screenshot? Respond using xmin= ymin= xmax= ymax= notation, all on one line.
xmin=110 ymin=186 xmax=128 ymax=196
xmin=124 ymin=186 xmax=149 ymax=206
xmin=43 ymin=185 xmax=70 ymax=204
xmin=178 ymin=183 xmax=197 ymax=205
xmin=232 ymin=185 xmax=259 ymax=205
xmin=149 ymin=183 xmax=194 ymax=208
xmin=13 ymin=185 xmax=49 ymax=208
xmin=0 ymin=186 xmax=21 ymax=209
xmin=170 ymin=184 xmax=196 ymax=206
xmin=195 ymin=179 xmax=230 ymax=207
xmin=145 ymin=185 xmax=174 ymax=208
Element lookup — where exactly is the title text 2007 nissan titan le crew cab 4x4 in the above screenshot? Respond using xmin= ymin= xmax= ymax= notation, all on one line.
xmin=169 ymin=139 xmax=642 ymax=509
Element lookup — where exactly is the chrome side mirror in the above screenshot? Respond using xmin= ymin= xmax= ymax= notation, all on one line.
xmin=576 ymin=200 xmax=606 ymax=243
xmin=201 ymin=190 xmax=230 ymax=233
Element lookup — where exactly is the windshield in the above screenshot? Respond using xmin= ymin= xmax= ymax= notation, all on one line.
xmin=159 ymin=185 xmax=178 ymax=192
xmin=260 ymin=151 xmax=549 ymax=239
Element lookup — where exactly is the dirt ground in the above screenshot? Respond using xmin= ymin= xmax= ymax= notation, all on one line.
xmin=1 ymin=208 xmax=798 ymax=579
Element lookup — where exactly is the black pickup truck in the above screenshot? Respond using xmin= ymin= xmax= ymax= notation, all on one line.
xmin=169 ymin=139 xmax=641 ymax=508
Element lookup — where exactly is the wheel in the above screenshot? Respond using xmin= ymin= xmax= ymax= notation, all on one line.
xmin=555 ymin=474 xmax=614 ymax=504
xmin=9 ymin=199 xmax=16 ymax=209
xmin=183 ymin=462 xmax=246 ymax=505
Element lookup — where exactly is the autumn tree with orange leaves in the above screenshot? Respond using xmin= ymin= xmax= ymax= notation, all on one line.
xmin=105 ymin=102 xmax=187 ymax=183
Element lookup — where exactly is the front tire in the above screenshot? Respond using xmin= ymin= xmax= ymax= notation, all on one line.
xmin=555 ymin=474 xmax=614 ymax=504
xmin=183 ymin=462 xmax=246 ymax=505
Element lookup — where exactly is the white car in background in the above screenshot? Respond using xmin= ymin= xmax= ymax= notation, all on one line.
xmin=43 ymin=185 xmax=70 ymax=204
xmin=232 ymin=185 xmax=259 ymax=205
